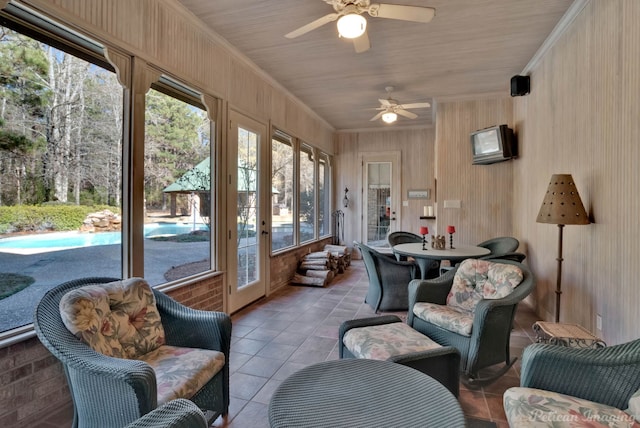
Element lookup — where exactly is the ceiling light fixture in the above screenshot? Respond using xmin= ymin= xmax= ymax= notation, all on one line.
xmin=337 ymin=13 xmax=366 ymax=39
xmin=382 ymin=111 xmax=397 ymax=124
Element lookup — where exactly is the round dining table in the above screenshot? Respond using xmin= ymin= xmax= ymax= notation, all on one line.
xmin=268 ymin=359 xmax=465 ymax=428
xmin=393 ymin=242 xmax=491 ymax=279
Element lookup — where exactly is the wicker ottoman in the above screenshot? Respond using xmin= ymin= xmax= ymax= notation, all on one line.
xmin=339 ymin=315 xmax=460 ymax=397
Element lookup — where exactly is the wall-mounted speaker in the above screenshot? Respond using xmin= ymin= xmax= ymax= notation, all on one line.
xmin=510 ymin=75 xmax=530 ymax=97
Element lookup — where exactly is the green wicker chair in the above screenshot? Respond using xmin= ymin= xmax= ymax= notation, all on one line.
xmin=125 ymin=399 xmax=207 ymax=428
xmin=356 ymin=241 xmax=416 ymax=313
xmin=34 ymin=277 xmax=231 ymax=428
xmin=503 ymin=340 xmax=640 ymax=426
xmin=477 ymin=236 xmax=520 ymax=257
xmin=407 ymin=259 xmax=535 ymax=385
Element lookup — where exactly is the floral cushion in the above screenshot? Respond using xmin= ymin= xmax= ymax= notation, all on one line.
xmin=413 ymin=302 xmax=474 ymax=336
xmin=503 ymin=387 xmax=640 ymax=427
xmin=59 ymin=278 xmax=165 ymax=359
xmin=343 ymin=322 xmax=441 ymax=360
xmin=137 ymin=345 xmax=225 ymax=405
xmin=446 ymin=259 xmax=523 ymax=313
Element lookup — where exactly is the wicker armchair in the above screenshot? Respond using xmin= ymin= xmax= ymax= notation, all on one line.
xmin=477 ymin=236 xmax=520 ymax=257
xmin=407 ymin=259 xmax=535 ymax=384
xmin=504 ymin=340 xmax=640 ymax=426
xmin=125 ymin=399 xmax=207 ymax=428
xmin=34 ymin=277 xmax=231 ymax=428
xmin=356 ymin=241 xmax=416 ymax=312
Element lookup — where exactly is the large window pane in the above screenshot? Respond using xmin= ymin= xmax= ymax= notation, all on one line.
xmin=143 ymin=86 xmax=211 ymax=285
xmin=299 ymin=144 xmax=315 ymax=243
xmin=271 ymin=135 xmax=294 ymax=251
xmin=318 ymin=153 xmax=331 ymax=236
xmin=0 ymin=25 xmax=123 ymax=333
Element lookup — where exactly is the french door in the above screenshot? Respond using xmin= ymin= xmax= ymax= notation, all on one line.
xmin=360 ymin=151 xmax=401 ymax=247
xmin=227 ymin=110 xmax=268 ymax=312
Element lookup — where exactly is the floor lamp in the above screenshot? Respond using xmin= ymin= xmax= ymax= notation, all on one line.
xmin=537 ymin=174 xmax=590 ymax=322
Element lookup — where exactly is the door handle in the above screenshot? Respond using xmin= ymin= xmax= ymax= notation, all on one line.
xmin=261 ymin=230 xmax=269 ymax=235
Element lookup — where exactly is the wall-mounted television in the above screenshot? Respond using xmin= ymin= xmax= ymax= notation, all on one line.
xmin=470 ymin=124 xmax=516 ymax=165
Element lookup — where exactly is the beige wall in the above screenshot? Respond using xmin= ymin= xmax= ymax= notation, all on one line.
xmin=513 ymin=0 xmax=640 ymax=344
xmin=435 ymin=98 xmax=514 ymax=246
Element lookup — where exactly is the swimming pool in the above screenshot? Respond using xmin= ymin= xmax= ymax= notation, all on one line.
xmin=0 ymin=223 xmax=208 ymax=254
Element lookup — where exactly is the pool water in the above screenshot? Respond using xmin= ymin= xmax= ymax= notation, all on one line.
xmin=0 ymin=223 xmax=208 ymax=254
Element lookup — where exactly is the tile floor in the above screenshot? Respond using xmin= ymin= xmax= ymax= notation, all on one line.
xmin=44 ymin=258 xmax=540 ymax=427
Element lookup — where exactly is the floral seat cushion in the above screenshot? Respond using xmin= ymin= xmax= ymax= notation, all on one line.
xmin=412 ymin=302 xmax=475 ymax=336
xmin=59 ymin=278 xmax=165 ymax=358
xmin=138 ymin=345 xmax=225 ymax=405
xmin=446 ymin=259 xmax=524 ymax=313
xmin=343 ymin=322 xmax=441 ymax=360
xmin=504 ymin=387 xmax=639 ymax=427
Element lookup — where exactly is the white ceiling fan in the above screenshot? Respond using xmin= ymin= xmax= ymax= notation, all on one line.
xmin=285 ymin=0 xmax=435 ymax=53
xmin=370 ymin=86 xmax=431 ymax=123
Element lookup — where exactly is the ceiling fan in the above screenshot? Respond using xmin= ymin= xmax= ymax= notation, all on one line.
xmin=285 ymin=0 xmax=435 ymax=53
xmin=370 ymin=86 xmax=431 ymax=123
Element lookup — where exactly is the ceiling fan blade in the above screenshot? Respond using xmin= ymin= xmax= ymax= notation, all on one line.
xmin=370 ymin=111 xmax=385 ymax=121
xmin=396 ymin=109 xmax=418 ymax=119
xmin=369 ymin=4 xmax=435 ymax=23
xmin=353 ymin=31 xmax=370 ymax=53
xmin=398 ymin=102 xmax=431 ymax=109
xmin=379 ymin=99 xmax=393 ymax=107
xmin=285 ymin=13 xmax=339 ymax=39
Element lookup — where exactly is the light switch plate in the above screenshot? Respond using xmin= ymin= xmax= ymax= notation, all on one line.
xmin=402 ymin=200 xmax=409 ymax=207
xmin=443 ymin=200 xmax=461 ymax=209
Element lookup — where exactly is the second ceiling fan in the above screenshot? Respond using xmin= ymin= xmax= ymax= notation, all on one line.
xmin=370 ymin=86 xmax=431 ymax=124
xmin=285 ymin=0 xmax=435 ymax=53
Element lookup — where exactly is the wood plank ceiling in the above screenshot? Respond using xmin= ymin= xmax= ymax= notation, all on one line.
xmin=176 ymin=0 xmax=575 ymax=131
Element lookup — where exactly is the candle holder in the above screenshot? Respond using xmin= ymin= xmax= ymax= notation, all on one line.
xmin=419 ymin=226 xmax=429 ymax=250
xmin=446 ymin=225 xmax=456 ymax=249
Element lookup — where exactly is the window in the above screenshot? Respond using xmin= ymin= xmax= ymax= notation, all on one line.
xmin=0 ymin=12 xmax=124 ymax=333
xmin=271 ymin=132 xmax=294 ymax=251
xmin=298 ymin=143 xmax=315 ymax=243
xmin=318 ymin=152 xmax=331 ymax=237
xmin=143 ymin=82 xmax=212 ymax=285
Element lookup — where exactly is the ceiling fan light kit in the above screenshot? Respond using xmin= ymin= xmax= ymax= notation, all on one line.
xmin=337 ymin=12 xmax=367 ymax=38
xmin=285 ymin=1 xmax=435 ymax=53
xmin=381 ymin=111 xmax=397 ymax=123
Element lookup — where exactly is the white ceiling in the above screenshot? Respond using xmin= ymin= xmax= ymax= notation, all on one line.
xmin=176 ymin=0 xmax=576 ymax=131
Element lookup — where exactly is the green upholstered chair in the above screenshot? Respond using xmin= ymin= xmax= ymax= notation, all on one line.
xmin=356 ymin=241 xmax=416 ymax=313
xmin=503 ymin=340 xmax=640 ymax=426
xmin=34 ymin=277 xmax=231 ymax=428
xmin=407 ymin=258 xmax=535 ymax=384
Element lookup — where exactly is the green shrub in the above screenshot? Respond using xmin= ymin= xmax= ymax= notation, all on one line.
xmin=0 ymin=205 xmax=120 ymax=234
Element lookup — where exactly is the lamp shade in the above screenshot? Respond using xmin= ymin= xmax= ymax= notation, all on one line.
xmin=537 ymin=174 xmax=590 ymax=225
xmin=446 ymin=225 xmax=456 ymax=234
xmin=419 ymin=226 xmax=429 ymax=235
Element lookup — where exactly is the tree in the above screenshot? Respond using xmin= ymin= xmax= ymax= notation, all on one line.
xmin=0 ymin=28 xmax=49 ymax=205
xmin=144 ymin=88 xmax=209 ymax=209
